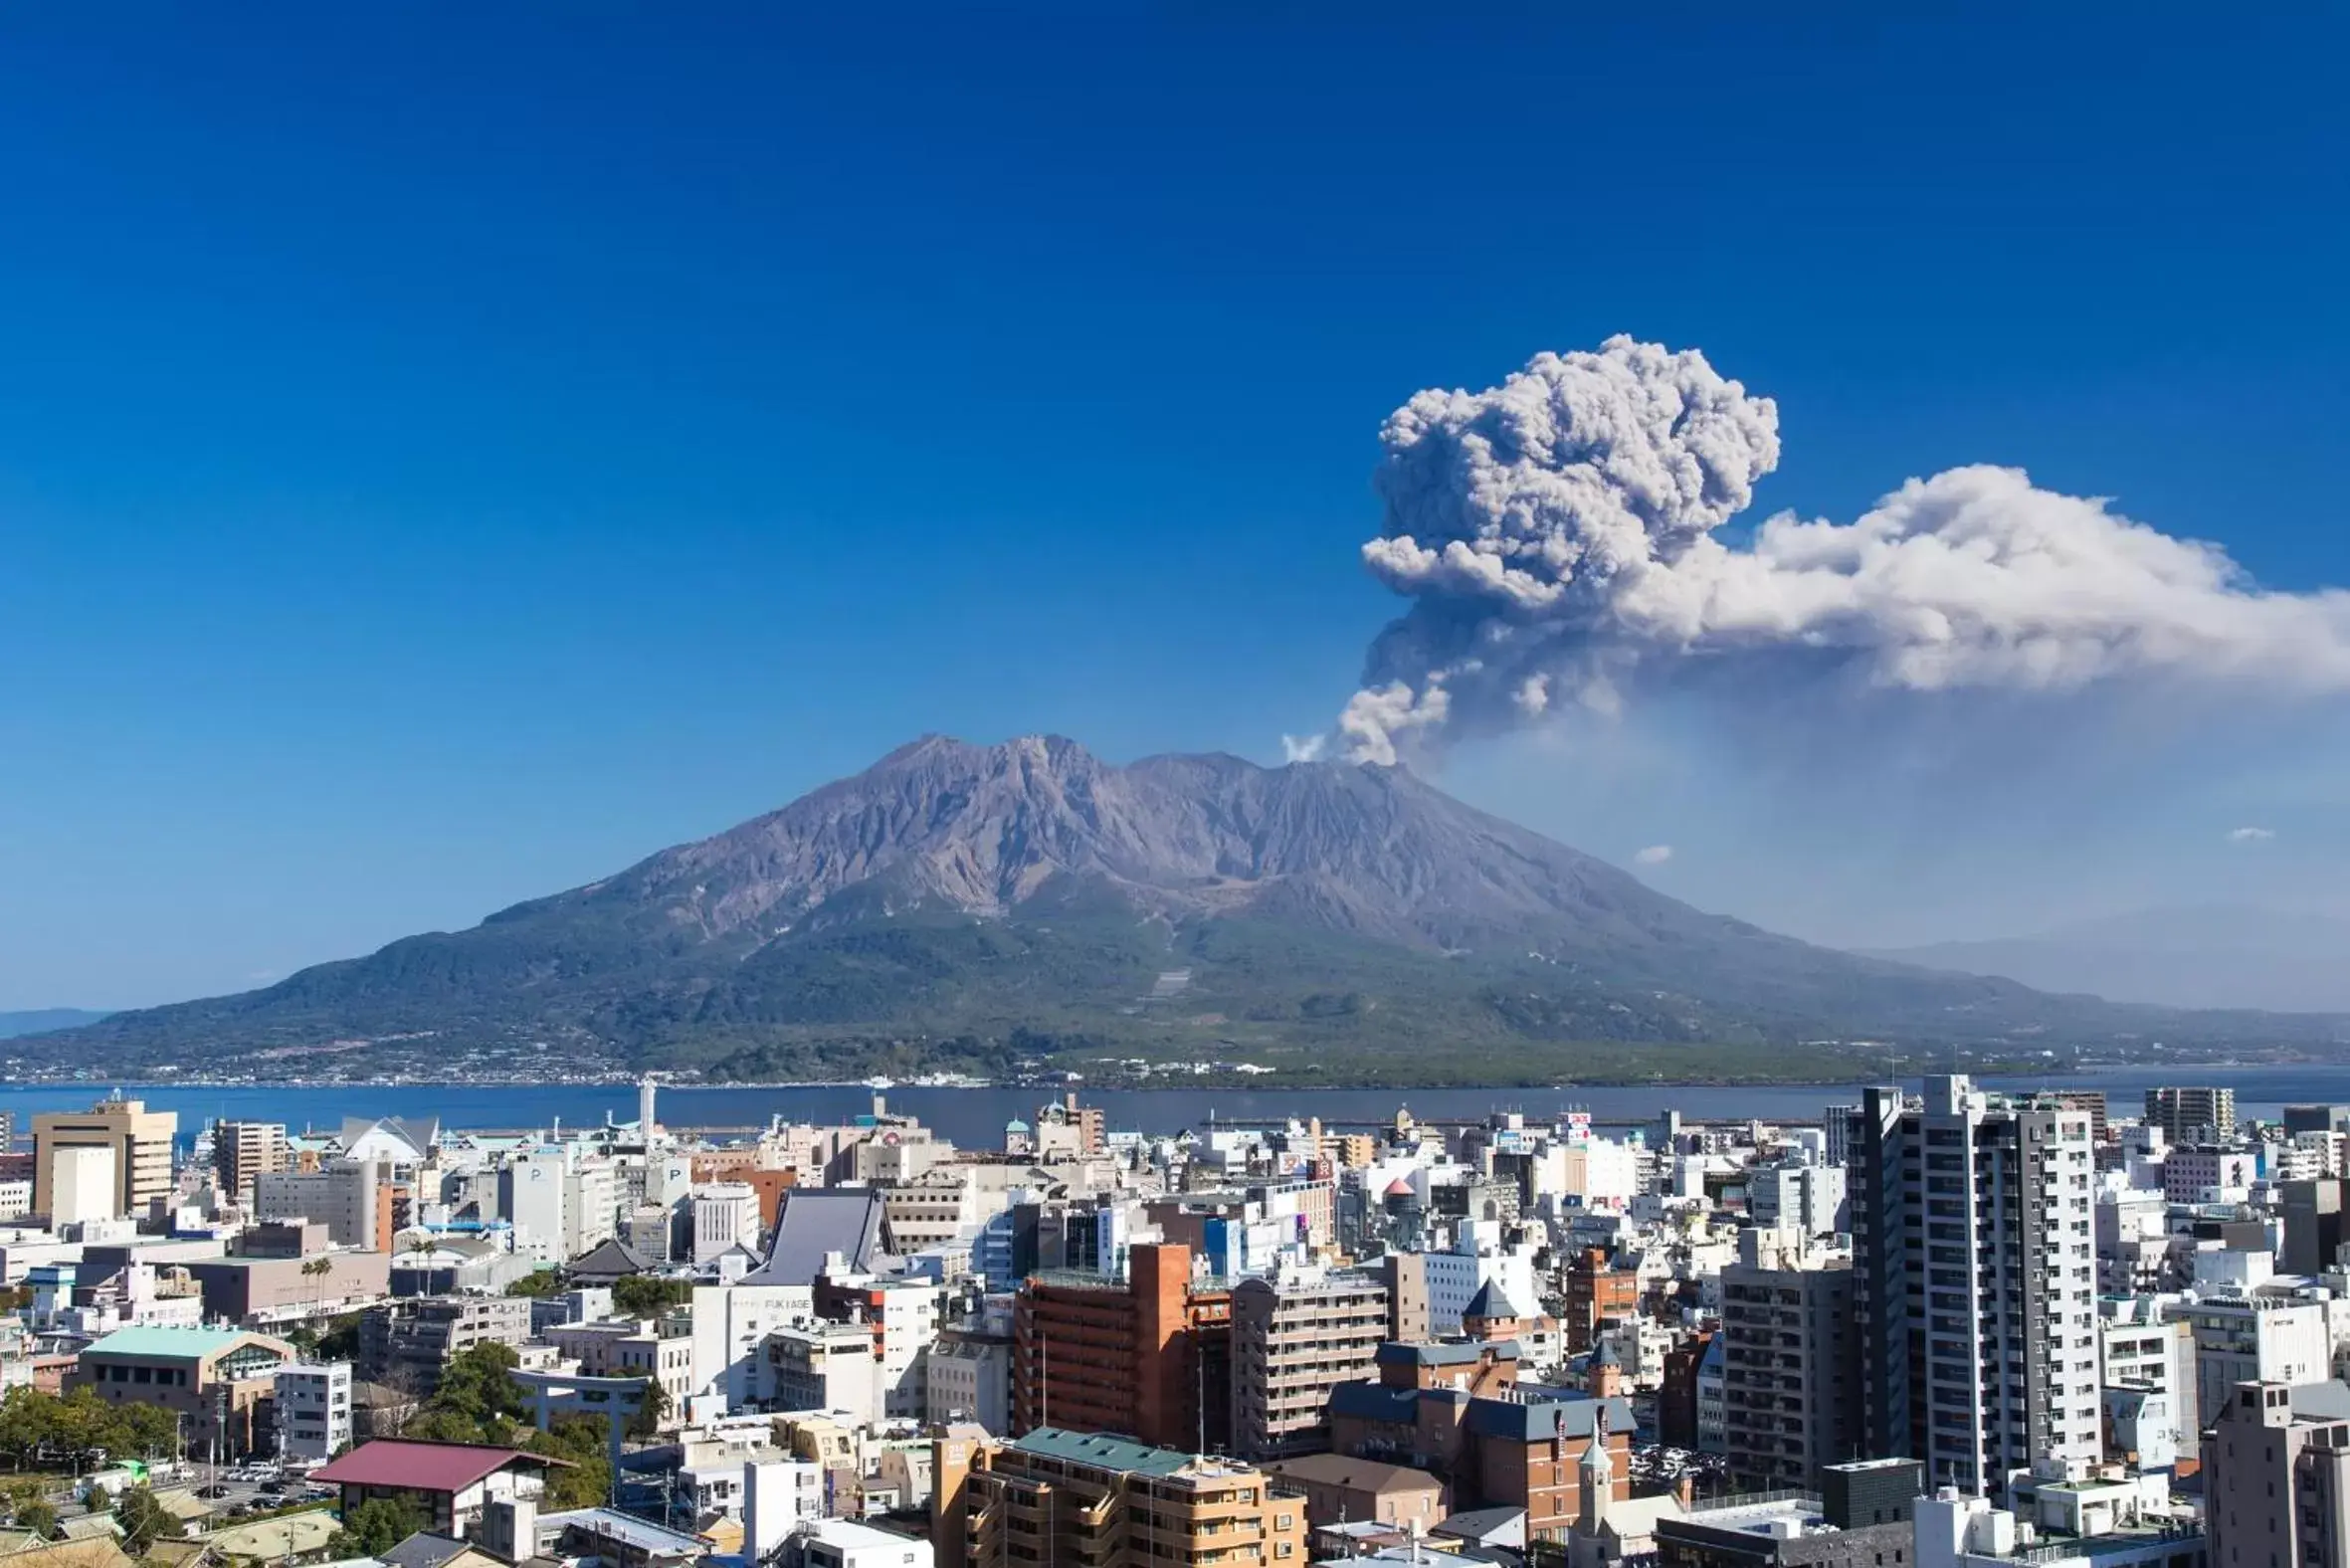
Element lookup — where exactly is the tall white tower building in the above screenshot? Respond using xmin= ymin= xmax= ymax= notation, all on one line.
xmin=1849 ymin=1075 xmax=2099 ymax=1498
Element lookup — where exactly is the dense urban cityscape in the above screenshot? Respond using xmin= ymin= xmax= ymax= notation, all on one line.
xmin=0 ymin=1077 xmax=2334 ymax=1568
xmin=6 ymin=10 xmax=2342 ymax=1568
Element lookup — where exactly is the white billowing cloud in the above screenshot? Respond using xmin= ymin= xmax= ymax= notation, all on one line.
xmin=1331 ymin=335 xmax=2350 ymax=765
xmin=2226 ymin=826 xmax=2276 ymax=844
xmin=1633 ymin=844 xmax=1673 ymax=866
xmin=1280 ymin=733 xmax=1326 ymax=763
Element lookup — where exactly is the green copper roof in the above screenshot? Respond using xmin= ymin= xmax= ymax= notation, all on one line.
xmin=83 ymin=1326 xmax=262 ymax=1360
xmin=1010 ymin=1428 xmax=1198 ymax=1477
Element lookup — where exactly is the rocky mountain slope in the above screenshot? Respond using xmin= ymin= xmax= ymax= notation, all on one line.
xmin=39 ymin=736 xmax=2348 ymax=1080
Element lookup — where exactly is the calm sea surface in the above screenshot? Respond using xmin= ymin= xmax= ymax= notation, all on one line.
xmin=3 ymin=1064 xmax=2348 ymax=1151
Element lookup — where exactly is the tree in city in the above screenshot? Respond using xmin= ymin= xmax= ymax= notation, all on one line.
xmin=626 ymin=1376 xmax=671 ymax=1442
xmin=301 ymin=1256 xmax=335 ymax=1314
xmin=313 ymin=1313 xmax=363 ymax=1363
xmin=11 ymin=1498 xmax=57 ymax=1541
xmin=113 ymin=1485 xmax=184 ymax=1555
xmin=504 ymin=1271 xmax=564 ymax=1299
xmin=328 ymin=1496 xmax=428 ymax=1559
xmin=0 ymin=1386 xmax=176 ymax=1473
xmin=6 ymin=1480 xmax=58 ymax=1539
xmin=0 ymin=1391 xmax=52 ymax=1471
xmin=609 ymin=1275 xmax=692 ymax=1320
xmin=527 ymin=1419 xmax=612 ymax=1511
xmin=402 ymin=1343 xmax=530 ymax=1448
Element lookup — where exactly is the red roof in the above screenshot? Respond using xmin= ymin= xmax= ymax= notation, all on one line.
xmin=311 ymin=1439 xmax=547 ymax=1493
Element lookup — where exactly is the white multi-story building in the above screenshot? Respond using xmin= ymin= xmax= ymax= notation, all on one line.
xmin=1423 ymin=1220 xmax=1538 ymax=1335
xmin=276 ymin=1361 xmax=352 ymax=1464
xmin=256 ymin=1159 xmax=387 ymax=1249
xmin=925 ymin=1303 xmax=1013 ymax=1435
xmin=565 ymin=1161 xmax=619 ymax=1260
xmin=693 ymin=1183 xmax=761 ymax=1263
xmin=2175 ymin=1289 xmax=2334 ymax=1421
xmin=51 ymin=1145 xmax=118 ymax=1228
xmin=2096 ymin=1297 xmax=2197 ymax=1471
xmin=2162 ymin=1146 xmax=2258 ymax=1204
xmin=689 ymin=1281 xmax=813 ymax=1408
xmin=786 ymin=1518 xmax=934 ymax=1568
xmin=499 ymin=1151 xmax=569 ymax=1266
xmin=1849 ymin=1076 xmax=2099 ymax=1499
xmin=1747 ymin=1160 xmax=1849 ymax=1236
xmin=2094 ymin=1180 xmax=2170 ymax=1294
xmin=740 ymin=1456 xmax=827 ymax=1560
xmin=766 ymin=1320 xmax=881 ymax=1424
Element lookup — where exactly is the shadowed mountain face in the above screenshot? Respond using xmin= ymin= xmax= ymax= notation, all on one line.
xmin=42 ymin=736 xmax=2349 ymax=1078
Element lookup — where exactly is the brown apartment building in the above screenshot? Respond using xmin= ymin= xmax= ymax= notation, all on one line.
xmin=1014 ymin=1243 xmax=1232 ymax=1451
xmin=936 ymin=1428 xmax=1307 ymax=1568
xmin=1231 ymin=1271 xmax=1390 ymax=1460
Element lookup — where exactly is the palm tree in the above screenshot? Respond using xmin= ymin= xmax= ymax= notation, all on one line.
xmin=299 ymin=1256 xmax=333 ymax=1321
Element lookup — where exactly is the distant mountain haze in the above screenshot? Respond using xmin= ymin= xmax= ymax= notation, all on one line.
xmin=1863 ymin=905 xmax=2350 ymax=1013
xmin=37 ymin=736 xmax=2349 ymax=1078
xmin=0 ymin=1009 xmax=111 ymax=1041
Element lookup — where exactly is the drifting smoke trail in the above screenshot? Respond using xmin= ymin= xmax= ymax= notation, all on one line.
xmin=1336 ymin=336 xmax=2350 ymax=765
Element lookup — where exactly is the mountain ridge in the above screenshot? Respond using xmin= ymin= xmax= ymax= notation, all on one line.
xmin=35 ymin=735 xmax=2350 ymax=1081
xmin=1862 ymin=903 xmax=2350 ymax=1014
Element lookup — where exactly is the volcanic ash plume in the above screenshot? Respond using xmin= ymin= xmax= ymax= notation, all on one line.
xmin=1338 ymin=335 xmax=2350 ymax=765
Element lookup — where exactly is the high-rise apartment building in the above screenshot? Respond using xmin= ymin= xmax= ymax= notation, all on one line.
xmin=213 ymin=1120 xmax=292 ymax=1202
xmin=1718 ymin=1230 xmax=1860 ymax=1490
xmin=1848 ymin=1075 xmax=2098 ymax=1499
xmin=1014 ymin=1243 xmax=1231 ymax=1452
xmin=33 ymin=1096 xmax=177 ymax=1221
xmin=1230 ymin=1269 xmax=1390 ymax=1460
xmin=2144 ymin=1086 xmax=2237 ymax=1144
xmin=2203 ymin=1380 xmax=2350 ymax=1568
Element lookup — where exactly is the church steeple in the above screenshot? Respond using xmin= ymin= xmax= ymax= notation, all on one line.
xmin=1579 ymin=1402 xmax=1613 ymax=1536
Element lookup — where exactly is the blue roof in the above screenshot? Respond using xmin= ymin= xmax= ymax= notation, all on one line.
xmin=1464 ymin=1393 xmax=1633 ymax=1443
xmin=1329 ymin=1382 xmax=1427 ymax=1426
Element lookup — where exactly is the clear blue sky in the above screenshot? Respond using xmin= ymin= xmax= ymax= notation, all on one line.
xmin=3 ymin=9 xmax=2345 ymax=1008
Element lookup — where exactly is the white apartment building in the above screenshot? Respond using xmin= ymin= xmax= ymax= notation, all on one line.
xmin=276 ymin=1361 xmax=352 ymax=1463
xmin=1747 ymin=1160 xmax=1849 ymax=1236
xmin=1850 ymin=1076 xmax=2100 ymax=1499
